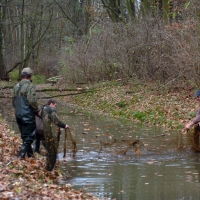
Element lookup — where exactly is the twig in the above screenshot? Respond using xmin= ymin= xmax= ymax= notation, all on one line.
xmin=6 ymin=161 xmax=12 ymax=166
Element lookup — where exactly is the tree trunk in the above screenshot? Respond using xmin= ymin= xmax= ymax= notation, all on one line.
xmin=101 ymin=0 xmax=123 ymax=22
xmin=0 ymin=3 xmax=7 ymax=80
xmin=126 ymin=0 xmax=135 ymax=20
xmin=19 ymin=0 xmax=25 ymax=78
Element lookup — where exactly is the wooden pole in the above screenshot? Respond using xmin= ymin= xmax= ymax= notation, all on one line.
xmin=63 ymin=129 xmax=67 ymax=158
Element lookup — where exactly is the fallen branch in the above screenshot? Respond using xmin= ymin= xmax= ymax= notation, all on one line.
xmin=39 ymin=90 xmax=95 ymax=99
xmin=126 ymin=91 xmax=135 ymax=94
xmin=0 ymin=86 xmax=13 ymax=89
xmin=0 ymin=88 xmax=96 ymax=98
xmin=0 ymin=95 xmax=12 ymax=98
xmin=0 ymin=86 xmax=95 ymax=92
xmin=36 ymin=88 xmax=89 ymax=92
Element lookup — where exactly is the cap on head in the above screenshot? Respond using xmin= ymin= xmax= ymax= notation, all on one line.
xmin=47 ymin=99 xmax=56 ymax=105
xmin=21 ymin=68 xmax=33 ymax=76
xmin=195 ymin=90 xmax=200 ymax=97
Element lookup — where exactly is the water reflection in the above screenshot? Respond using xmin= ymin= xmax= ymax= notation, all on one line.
xmin=1 ymin=99 xmax=200 ymax=199
xmin=56 ymin=103 xmax=200 ymax=200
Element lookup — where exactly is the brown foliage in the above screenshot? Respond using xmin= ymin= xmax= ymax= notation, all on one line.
xmin=0 ymin=121 xmax=96 ymax=199
xmin=60 ymin=2 xmax=200 ymax=87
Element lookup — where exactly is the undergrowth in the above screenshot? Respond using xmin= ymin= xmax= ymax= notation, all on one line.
xmin=70 ymin=81 xmax=197 ymax=131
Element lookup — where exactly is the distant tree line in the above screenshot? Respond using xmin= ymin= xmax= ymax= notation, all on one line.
xmin=0 ymin=0 xmax=199 ymax=88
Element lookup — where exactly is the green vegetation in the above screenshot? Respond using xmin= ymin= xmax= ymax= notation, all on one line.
xmin=9 ymin=70 xmax=46 ymax=84
xmin=32 ymin=75 xmax=46 ymax=84
xmin=70 ymin=81 xmax=195 ymax=131
xmin=9 ymin=70 xmax=18 ymax=81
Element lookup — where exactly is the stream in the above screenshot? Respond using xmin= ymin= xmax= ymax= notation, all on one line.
xmin=1 ymin=98 xmax=200 ymax=200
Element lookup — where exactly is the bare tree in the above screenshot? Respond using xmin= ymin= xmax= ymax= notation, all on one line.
xmin=0 ymin=0 xmax=8 ymax=80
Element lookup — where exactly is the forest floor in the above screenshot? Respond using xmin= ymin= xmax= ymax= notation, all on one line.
xmin=0 ymin=82 xmax=98 ymax=200
xmin=0 ymin=80 xmax=198 ymax=199
xmin=0 ymin=120 xmax=97 ymax=200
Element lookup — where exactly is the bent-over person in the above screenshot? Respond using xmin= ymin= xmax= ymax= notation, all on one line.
xmin=41 ymin=99 xmax=69 ymax=171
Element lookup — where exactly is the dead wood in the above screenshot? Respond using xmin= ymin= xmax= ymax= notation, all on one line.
xmin=0 ymin=85 xmax=95 ymax=92
xmin=39 ymin=90 xmax=94 ymax=99
xmin=126 ymin=91 xmax=135 ymax=94
xmin=0 ymin=86 xmax=13 ymax=89
xmin=0 ymin=96 xmax=12 ymax=98
xmin=36 ymin=88 xmax=89 ymax=92
xmin=0 ymin=89 xmax=96 ymax=99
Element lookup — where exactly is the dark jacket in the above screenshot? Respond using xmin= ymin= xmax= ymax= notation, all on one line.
xmin=13 ymin=79 xmax=39 ymax=124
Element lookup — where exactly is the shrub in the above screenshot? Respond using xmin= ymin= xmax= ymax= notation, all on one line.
xmin=32 ymin=75 xmax=46 ymax=84
xmin=9 ymin=70 xmax=19 ymax=81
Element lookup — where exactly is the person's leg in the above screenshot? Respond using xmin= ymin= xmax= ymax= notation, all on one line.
xmin=41 ymin=140 xmax=46 ymax=149
xmin=19 ymin=139 xmax=34 ymax=158
xmin=18 ymin=142 xmax=28 ymax=159
xmin=27 ymin=142 xmax=34 ymax=157
xmin=34 ymin=131 xmax=41 ymax=153
xmin=16 ymin=118 xmax=23 ymax=136
xmin=25 ymin=139 xmax=34 ymax=157
xmin=44 ymin=131 xmax=57 ymax=171
xmin=18 ymin=122 xmax=36 ymax=158
xmin=40 ymin=131 xmax=46 ymax=149
xmin=16 ymin=119 xmax=26 ymax=159
xmin=34 ymin=140 xmax=40 ymax=153
xmin=45 ymin=150 xmax=57 ymax=171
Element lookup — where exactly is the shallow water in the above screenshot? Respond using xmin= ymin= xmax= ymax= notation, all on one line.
xmin=1 ymin=99 xmax=200 ymax=200
xmin=55 ymin=102 xmax=200 ymax=200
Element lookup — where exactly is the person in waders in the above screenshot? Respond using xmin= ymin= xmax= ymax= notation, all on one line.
xmin=13 ymin=68 xmax=39 ymax=159
xmin=41 ymin=99 xmax=69 ymax=171
xmin=185 ymin=90 xmax=200 ymax=130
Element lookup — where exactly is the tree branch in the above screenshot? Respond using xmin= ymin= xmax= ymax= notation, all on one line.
xmin=6 ymin=8 xmax=53 ymax=74
xmin=0 ymin=89 xmax=95 ymax=99
xmin=53 ymin=0 xmax=83 ymax=35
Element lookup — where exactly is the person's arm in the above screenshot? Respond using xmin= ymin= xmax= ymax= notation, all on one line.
xmin=192 ymin=115 xmax=200 ymax=124
xmin=185 ymin=113 xmax=200 ymax=130
xmin=51 ymin=111 xmax=69 ymax=129
xmin=27 ymin=84 xmax=39 ymax=114
xmin=185 ymin=121 xmax=194 ymax=130
xmin=65 ymin=124 xmax=69 ymax=129
xmin=12 ymin=83 xmax=20 ymax=107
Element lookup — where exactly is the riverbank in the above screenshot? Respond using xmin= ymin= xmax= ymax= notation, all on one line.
xmin=0 ymin=119 xmax=97 ymax=199
xmin=0 ymin=80 xmax=98 ymax=199
xmin=0 ymin=80 xmax=196 ymax=199
xmin=1 ymin=80 xmax=196 ymax=132
xmin=61 ymin=81 xmax=196 ymax=132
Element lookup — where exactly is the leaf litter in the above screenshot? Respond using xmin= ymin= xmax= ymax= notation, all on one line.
xmin=0 ymin=120 xmax=97 ymax=200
